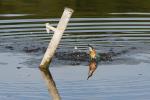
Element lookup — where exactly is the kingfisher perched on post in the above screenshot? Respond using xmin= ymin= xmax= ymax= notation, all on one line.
xmin=87 ymin=44 xmax=99 ymax=80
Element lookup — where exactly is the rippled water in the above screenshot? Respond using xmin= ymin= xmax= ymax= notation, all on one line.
xmin=1 ymin=17 xmax=150 ymax=52
xmin=1 ymin=0 xmax=150 ymax=100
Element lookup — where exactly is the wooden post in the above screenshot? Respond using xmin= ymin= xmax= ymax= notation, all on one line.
xmin=39 ymin=7 xmax=74 ymax=100
xmin=40 ymin=7 xmax=74 ymax=69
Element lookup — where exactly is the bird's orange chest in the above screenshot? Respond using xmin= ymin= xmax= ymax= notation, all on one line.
xmin=89 ymin=49 xmax=96 ymax=58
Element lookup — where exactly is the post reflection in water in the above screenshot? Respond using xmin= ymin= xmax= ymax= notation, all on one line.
xmin=40 ymin=68 xmax=61 ymax=100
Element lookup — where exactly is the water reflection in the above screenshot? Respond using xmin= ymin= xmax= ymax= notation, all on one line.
xmin=1 ymin=0 xmax=150 ymax=18
xmin=87 ymin=59 xmax=97 ymax=80
xmin=0 ymin=17 xmax=150 ymax=53
xmin=1 ymin=0 xmax=150 ymax=100
xmin=39 ymin=68 xmax=61 ymax=100
xmin=0 ymin=14 xmax=32 ymax=17
xmin=40 ymin=69 xmax=61 ymax=100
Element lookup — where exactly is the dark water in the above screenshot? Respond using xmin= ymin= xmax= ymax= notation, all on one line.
xmin=0 ymin=0 xmax=150 ymax=53
xmin=1 ymin=0 xmax=150 ymax=52
xmin=0 ymin=0 xmax=150 ymax=100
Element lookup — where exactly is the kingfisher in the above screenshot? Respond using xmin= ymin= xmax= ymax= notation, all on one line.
xmin=88 ymin=44 xmax=97 ymax=60
xmin=87 ymin=44 xmax=99 ymax=80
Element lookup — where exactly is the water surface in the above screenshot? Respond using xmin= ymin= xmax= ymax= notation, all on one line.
xmin=0 ymin=0 xmax=150 ymax=100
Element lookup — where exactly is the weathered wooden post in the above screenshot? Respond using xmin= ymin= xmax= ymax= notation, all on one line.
xmin=39 ymin=7 xmax=74 ymax=100
xmin=40 ymin=7 xmax=73 ymax=69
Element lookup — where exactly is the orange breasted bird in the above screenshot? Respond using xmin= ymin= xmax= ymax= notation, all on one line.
xmin=87 ymin=44 xmax=98 ymax=80
xmin=88 ymin=44 xmax=97 ymax=60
